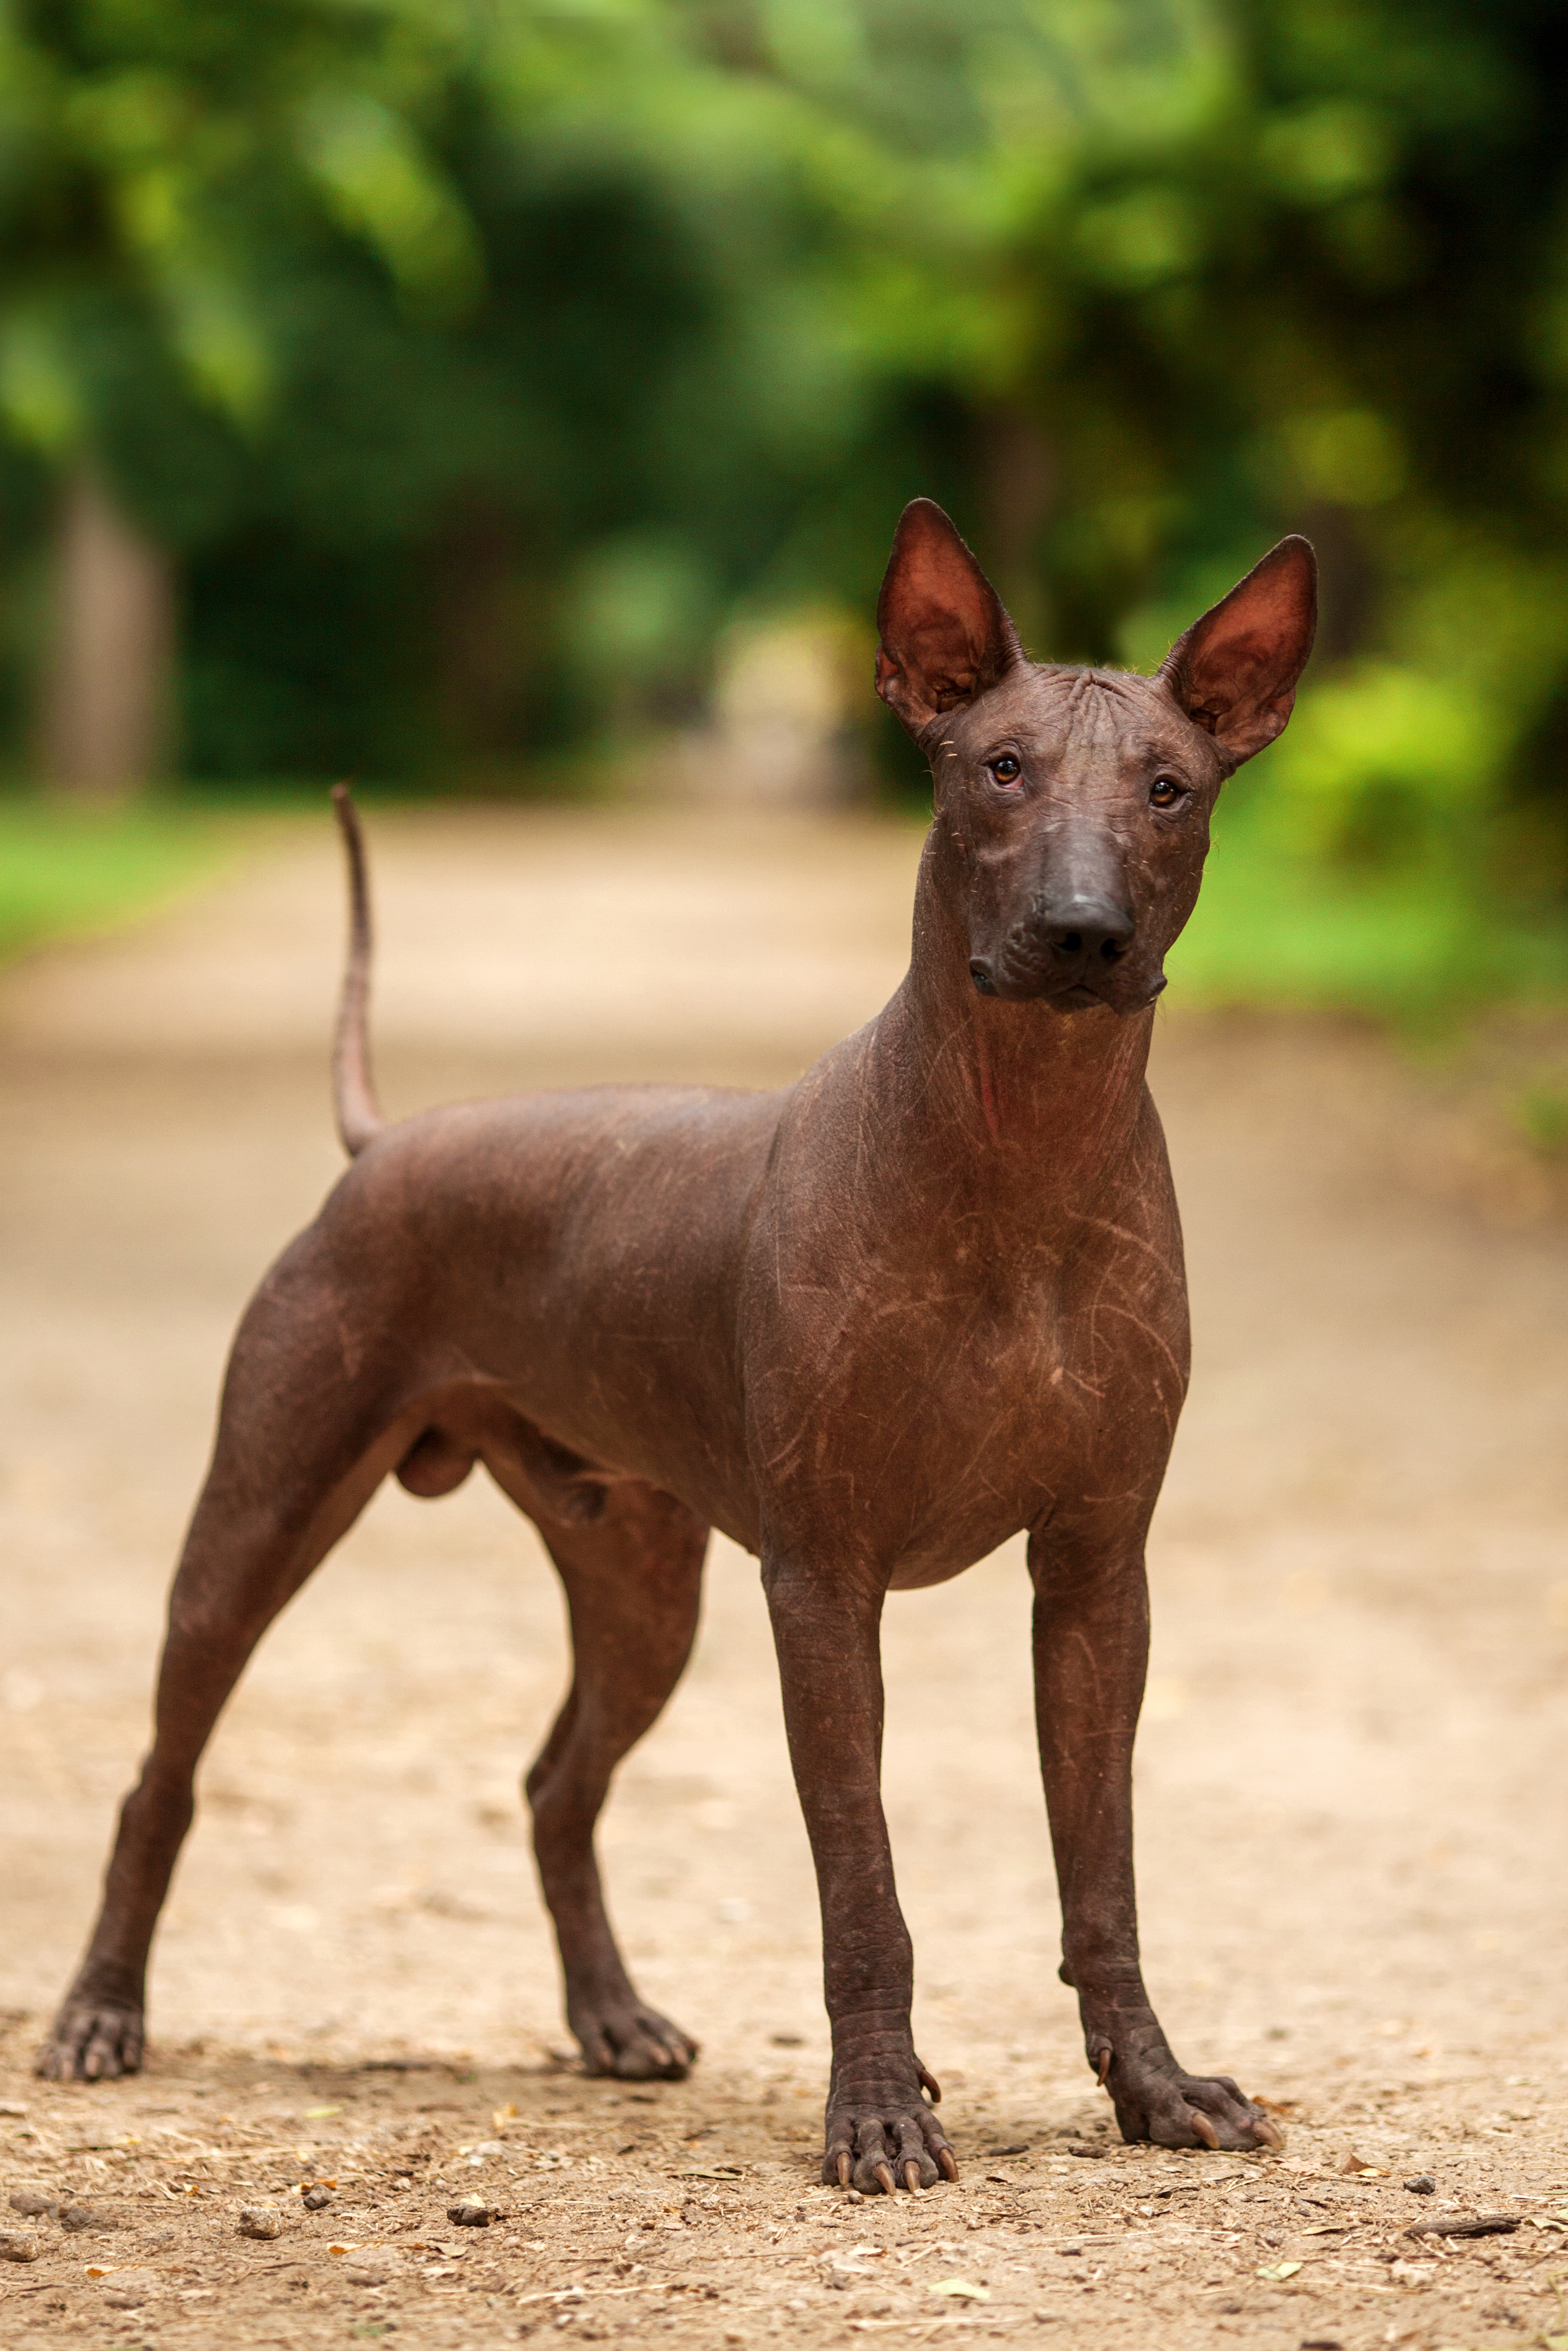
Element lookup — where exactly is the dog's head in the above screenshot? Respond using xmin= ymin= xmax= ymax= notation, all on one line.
xmin=876 ymin=500 xmax=1317 ymax=1013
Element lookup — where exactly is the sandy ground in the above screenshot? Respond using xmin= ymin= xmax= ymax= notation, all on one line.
xmin=1 ymin=806 xmax=1565 ymax=2351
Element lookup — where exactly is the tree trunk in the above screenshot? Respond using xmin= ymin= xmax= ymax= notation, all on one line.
xmin=40 ymin=466 xmax=174 ymax=800
xmin=979 ymin=404 xmax=1055 ymax=656
xmin=429 ymin=497 xmax=529 ymax=783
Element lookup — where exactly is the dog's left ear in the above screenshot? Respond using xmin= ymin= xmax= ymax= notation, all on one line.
xmin=1158 ymin=536 xmax=1318 ymax=768
xmin=876 ymin=499 xmax=1023 ymax=737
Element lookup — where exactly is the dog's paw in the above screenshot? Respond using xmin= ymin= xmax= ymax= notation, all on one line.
xmin=572 ymin=1999 xmax=696 ymax=2082
xmin=823 ymin=2068 xmax=958 ymax=2193
xmin=1110 ymin=2057 xmax=1282 ymax=2152
xmin=36 ymin=1999 xmax=144 ymax=2083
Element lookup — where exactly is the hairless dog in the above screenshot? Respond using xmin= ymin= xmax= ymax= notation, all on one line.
xmin=39 ymin=500 xmax=1315 ymax=2191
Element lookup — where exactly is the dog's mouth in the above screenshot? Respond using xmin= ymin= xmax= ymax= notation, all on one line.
xmin=973 ymin=951 xmax=1164 ymax=1014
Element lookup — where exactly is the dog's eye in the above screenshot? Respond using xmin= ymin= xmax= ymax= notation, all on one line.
xmin=991 ymin=755 xmax=1022 ymax=786
xmin=1149 ymin=777 xmax=1187 ymax=810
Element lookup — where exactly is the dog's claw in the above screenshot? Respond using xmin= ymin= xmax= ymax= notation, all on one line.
xmin=1101 ymin=2048 xmax=1278 ymax=2152
xmin=938 ymin=2146 xmax=959 ymax=2184
xmin=824 ymin=2069 xmax=956 ymax=2191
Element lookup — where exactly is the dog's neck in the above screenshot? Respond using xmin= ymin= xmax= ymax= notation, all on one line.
xmin=870 ymin=828 xmax=1155 ymax=1207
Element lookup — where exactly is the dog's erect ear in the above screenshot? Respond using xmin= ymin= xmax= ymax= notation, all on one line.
xmin=1158 ymin=536 xmax=1318 ymax=768
xmin=875 ymin=499 xmax=1023 ymax=737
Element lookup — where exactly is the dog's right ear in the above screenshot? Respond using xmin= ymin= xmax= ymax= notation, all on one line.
xmin=876 ymin=499 xmax=1023 ymax=737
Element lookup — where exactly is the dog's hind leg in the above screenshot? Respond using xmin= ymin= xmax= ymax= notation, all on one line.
xmin=522 ymin=1480 xmax=708 ymax=2081
xmin=37 ymin=1244 xmax=409 ymax=2082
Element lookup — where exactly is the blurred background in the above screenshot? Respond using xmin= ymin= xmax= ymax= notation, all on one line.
xmin=2 ymin=2 xmax=1566 ymax=2244
xmin=2 ymin=0 xmax=1568 ymax=1020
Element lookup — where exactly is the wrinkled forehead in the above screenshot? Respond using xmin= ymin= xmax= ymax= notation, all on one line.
xmin=941 ymin=664 xmax=1217 ymax=777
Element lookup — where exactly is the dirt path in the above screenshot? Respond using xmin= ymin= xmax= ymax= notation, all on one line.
xmin=1 ymin=807 xmax=1564 ymax=2351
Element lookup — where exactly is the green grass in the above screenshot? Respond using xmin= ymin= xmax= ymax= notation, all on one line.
xmin=0 ymin=786 xmax=351 ymax=964
xmin=1167 ymin=813 xmax=1568 ymax=1021
xmin=0 ymin=771 xmax=603 ymax=968
xmin=0 ymin=799 xmax=251 ymax=963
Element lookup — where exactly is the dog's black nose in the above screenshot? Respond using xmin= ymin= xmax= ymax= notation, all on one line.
xmin=1037 ymin=893 xmax=1133 ymax=965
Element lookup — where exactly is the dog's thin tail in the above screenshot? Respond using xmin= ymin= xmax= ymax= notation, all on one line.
xmin=330 ymin=784 xmax=385 ymax=1159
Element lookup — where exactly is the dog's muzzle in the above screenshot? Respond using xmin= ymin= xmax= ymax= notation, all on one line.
xmin=970 ymin=888 xmax=1137 ymax=1006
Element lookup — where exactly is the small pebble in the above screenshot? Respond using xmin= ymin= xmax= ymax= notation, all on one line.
xmin=1403 ymin=2175 xmax=1436 ymax=2195
xmin=1068 ymin=2145 xmax=1106 ymax=2160
xmin=447 ymin=2199 xmax=493 ymax=2227
xmin=8 ymin=2190 xmax=56 ymax=2218
xmin=302 ymin=2186 xmax=333 ymax=2211
xmin=238 ymin=2207 xmax=284 ymax=2240
xmin=346 ymin=2266 xmax=389 ymax=2285
xmin=0 ymin=2231 xmax=39 ymax=2263
xmin=103 ymin=2287 xmax=145 ymax=2309
xmin=0 ymin=2101 xmax=28 ymax=2118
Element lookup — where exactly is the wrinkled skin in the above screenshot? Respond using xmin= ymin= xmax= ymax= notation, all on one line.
xmin=39 ymin=501 xmax=1316 ymax=2190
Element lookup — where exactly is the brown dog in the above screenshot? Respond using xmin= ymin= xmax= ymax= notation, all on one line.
xmin=39 ymin=500 xmax=1314 ymax=2191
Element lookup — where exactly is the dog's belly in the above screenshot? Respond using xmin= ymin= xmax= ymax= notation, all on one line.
xmin=325 ymin=1085 xmax=779 ymax=1542
xmin=886 ymin=1539 xmax=1013 ymax=1592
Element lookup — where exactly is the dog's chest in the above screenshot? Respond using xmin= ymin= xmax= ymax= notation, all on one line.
xmin=751 ymin=1246 xmax=1178 ymax=1566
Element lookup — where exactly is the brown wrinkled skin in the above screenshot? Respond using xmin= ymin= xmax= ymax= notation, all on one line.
xmin=38 ymin=502 xmax=1317 ymax=2192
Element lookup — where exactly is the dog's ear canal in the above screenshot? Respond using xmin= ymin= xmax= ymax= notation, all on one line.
xmin=1158 ymin=536 xmax=1318 ymax=768
xmin=875 ymin=499 xmax=1024 ymax=737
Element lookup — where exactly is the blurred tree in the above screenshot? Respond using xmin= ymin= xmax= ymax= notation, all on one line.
xmin=0 ymin=0 xmax=495 ymax=790
xmin=38 ymin=466 xmax=171 ymax=794
xmin=0 ymin=0 xmax=1565 ymax=863
xmin=750 ymin=0 xmax=1568 ymax=858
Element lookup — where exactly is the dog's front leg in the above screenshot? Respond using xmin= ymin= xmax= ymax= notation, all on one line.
xmin=762 ymin=1555 xmax=956 ymax=2194
xmin=1027 ymin=1528 xmax=1281 ymax=2151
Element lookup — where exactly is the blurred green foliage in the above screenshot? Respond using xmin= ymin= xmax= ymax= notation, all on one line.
xmin=0 ymin=0 xmax=1567 ymax=992
xmin=1518 ymin=1082 xmax=1568 ymax=1156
